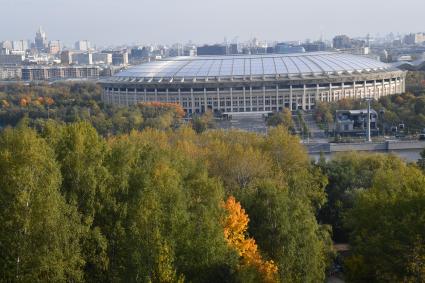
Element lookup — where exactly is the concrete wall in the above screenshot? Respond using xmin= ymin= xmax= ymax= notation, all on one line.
xmin=306 ymin=140 xmax=425 ymax=154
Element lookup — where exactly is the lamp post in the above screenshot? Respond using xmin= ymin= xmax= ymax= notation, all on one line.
xmin=365 ymin=98 xmax=372 ymax=142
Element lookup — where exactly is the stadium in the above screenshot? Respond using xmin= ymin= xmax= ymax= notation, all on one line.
xmin=101 ymin=52 xmax=406 ymax=115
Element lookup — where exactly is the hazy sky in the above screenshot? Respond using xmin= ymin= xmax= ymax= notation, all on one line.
xmin=1 ymin=0 xmax=424 ymax=46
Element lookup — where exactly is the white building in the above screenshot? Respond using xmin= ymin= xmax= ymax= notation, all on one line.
xmin=0 ymin=66 xmax=22 ymax=80
xmin=101 ymin=52 xmax=406 ymax=115
xmin=75 ymin=40 xmax=91 ymax=51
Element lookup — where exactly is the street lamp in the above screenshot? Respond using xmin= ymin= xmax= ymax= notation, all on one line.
xmin=365 ymin=98 xmax=372 ymax=142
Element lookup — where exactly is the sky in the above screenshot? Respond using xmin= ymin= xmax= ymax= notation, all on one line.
xmin=1 ymin=0 xmax=424 ymax=46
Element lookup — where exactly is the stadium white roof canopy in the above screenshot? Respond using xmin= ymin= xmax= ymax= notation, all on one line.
xmin=114 ymin=52 xmax=394 ymax=82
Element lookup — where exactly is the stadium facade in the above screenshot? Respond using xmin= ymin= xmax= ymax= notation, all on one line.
xmin=100 ymin=52 xmax=406 ymax=115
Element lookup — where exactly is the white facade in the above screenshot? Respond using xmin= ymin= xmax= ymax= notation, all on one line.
xmin=102 ymin=75 xmax=405 ymax=114
xmin=0 ymin=66 xmax=22 ymax=80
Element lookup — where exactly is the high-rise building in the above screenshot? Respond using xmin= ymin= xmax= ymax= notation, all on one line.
xmin=35 ymin=26 xmax=48 ymax=52
xmin=0 ymin=66 xmax=22 ymax=80
xmin=333 ymin=35 xmax=351 ymax=49
xmin=1 ymin=40 xmax=13 ymax=50
xmin=403 ymin=33 xmax=425 ymax=45
xmin=22 ymin=65 xmax=100 ymax=81
xmin=61 ymin=50 xmax=73 ymax=65
xmin=333 ymin=35 xmax=365 ymax=50
xmin=275 ymin=43 xmax=305 ymax=54
xmin=75 ymin=40 xmax=91 ymax=51
xmin=12 ymin=40 xmax=29 ymax=51
xmin=197 ymin=45 xmax=227 ymax=56
xmin=92 ymin=53 xmax=112 ymax=64
xmin=112 ymin=51 xmax=128 ymax=66
xmin=72 ymin=52 xmax=93 ymax=65
xmin=49 ymin=40 xmax=61 ymax=54
xmin=0 ymin=54 xmax=24 ymax=66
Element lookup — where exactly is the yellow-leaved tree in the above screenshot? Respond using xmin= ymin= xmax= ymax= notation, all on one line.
xmin=223 ymin=196 xmax=278 ymax=283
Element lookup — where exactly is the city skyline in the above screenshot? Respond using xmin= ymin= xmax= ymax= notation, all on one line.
xmin=1 ymin=0 xmax=424 ymax=46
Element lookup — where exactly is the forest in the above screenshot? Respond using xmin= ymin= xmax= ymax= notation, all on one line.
xmin=0 ymin=77 xmax=425 ymax=282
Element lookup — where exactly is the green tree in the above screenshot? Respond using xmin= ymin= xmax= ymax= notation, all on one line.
xmin=418 ymin=148 xmax=425 ymax=171
xmin=266 ymin=109 xmax=294 ymax=131
xmin=107 ymin=133 xmax=237 ymax=282
xmin=191 ymin=111 xmax=215 ymax=133
xmin=318 ymin=153 xmax=405 ymax=242
xmin=239 ymin=181 xmax=333 ymax=283
xmin=0 ymin=127 xmax=84 ymax=282
xmin=46 ymin=122 xmax=110 ymax=281
xmin=345 ymin=163 xmax=425 ymax=282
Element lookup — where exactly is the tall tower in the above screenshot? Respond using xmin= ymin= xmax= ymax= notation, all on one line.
xmin=35 ymin=26 xmax=47 ymax=52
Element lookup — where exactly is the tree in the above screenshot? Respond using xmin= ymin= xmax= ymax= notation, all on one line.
xmin=266 ymin=109 xmax=294 ymax=131
xmin=223 ymin=196 xmax=278 ymax=283
xmin=0 ymin=127 xmax=84 ymax=282
xmin=191 ymin=111 xmax=215 ymax=133
xmin=239 ymin=181 xmax=333 ymax=283
xmin=418 ymin=148 xmax=425 ymax=171
xmin=344 ymin=163 xmax=425 ymax=282
xmin=263 ymin=126 xmax=327 ymax=210
xmin=107 ymin=133 xmax=237 ymax=282
xmin=318 ymin=153 xmax=405 ymax=242
xmin=46 ymin=122 xmax=110 ymax=281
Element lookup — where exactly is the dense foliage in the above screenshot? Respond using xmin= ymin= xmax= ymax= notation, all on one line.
xmin=2 ymin=77 xmax=425 ymax=282
xmin=0 ymin=122 xmax=334 ymax=282
xmin=344 ymin=160 xmax=425 ymax=282
xmin=0 ymin=82 xmax=185 ymax=136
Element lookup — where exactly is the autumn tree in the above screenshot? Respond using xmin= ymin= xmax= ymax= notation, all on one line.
xmin=223 ymin=196 xmax=278 ymax=283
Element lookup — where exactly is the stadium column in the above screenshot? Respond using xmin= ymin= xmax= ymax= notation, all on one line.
xmin=144 ymin=88 xmax=147 ymax=102
xmin=134 ymin=88 xmax=137 ymax=105
xmin=364 ymin=81 xmax=367 ymax=99
xmin=263 ymin=86 xmax=266 ymax=112
xmin=382 ymin=79 xmax=386 ymax=96
xmin=204 ymin=88 xmax=207 ymax=113
xmin=230 ymin=87 xmax=234 ymax=112
xmin=329 ymin=83 xmax=332 ymax=102
xmin=289 ymin=85 xmax=293 ymax=111
xmin=276 ymin=85 xmax=279 ymax=111
xmin=217 ymin=88 xmax=220 ymax=112
xmin=373 ymin=80 xmax=377 ymax=99
xmin=166 ymin=88 xmax=169 ymax=103
xmin=125 ymin=88 xmax=129 ymax=106
xmin=342 ymin=82 xmax=345 ymax=99
xmin=395 ymin=77 xmax=400 ymax=93
xmin=155 ymin=88 xmax=158 ymax=102
xmin=302 ymin=85 xmax=306 ymax=110
xmin=249 ymin=86 xmax=253 ymax=111
xmin=316 ymin=84 xmax=320 ymax=104
xmin=243 ymin=87 xmax=247 ymax=112
xmin=353 ymin=81 xmax=356 ymax=99
xmin=191 ymin=88 xmax=195 ymax=114
xmin=178 ymin=88 xmax=182 ymax=107
xmin=118 ymin=88 xmax=121 ymax=105
xmin=402 ymin=76 xmax=406 ymax=92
